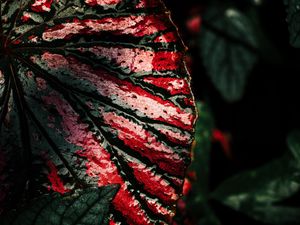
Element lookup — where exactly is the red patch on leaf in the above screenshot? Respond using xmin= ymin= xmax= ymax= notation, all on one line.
xmin=21 ymin=13 xmax=31 ymax=22
xmin=135 ymin=0 xmax=160 ymax=8
xmin=143 ymin=77 xmax=190 ymax=95
xmin=46 ymin=160 xmax=70 ymax=194
xmin=31 ymin=0 xmax=54 ymax=12
xmin=153 ymin=52 xmax=182 ymax=71
xmin=40 ymin=15 xmax=169 ymax=42
xmin=109 ymin=220 xmax=118 ymax=225
xmin=85 ymin=0 xmax=121 ymax=6
xmin=154 ymin=32 xmax=177 ymax=43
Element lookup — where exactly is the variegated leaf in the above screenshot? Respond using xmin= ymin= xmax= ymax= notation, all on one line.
xmin=0 ymin=0 xmax=196 ymax=224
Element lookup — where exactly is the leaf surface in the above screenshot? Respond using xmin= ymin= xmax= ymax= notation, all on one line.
xmin=1 ymin=185 xmax=119 ymax=225
xmin=212 ymin=155 xmax=300 ymax=207
xmin=0 ymin=0 xmax=196 ymax=224
xmin=200 ymin=6 xmax=257 ymax=102
xmin=212 ymin=152 xmax=300 ymax=224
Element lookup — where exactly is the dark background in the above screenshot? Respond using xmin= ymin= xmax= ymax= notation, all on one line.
xmin=164 ymin=0 xmax=300 ymax=224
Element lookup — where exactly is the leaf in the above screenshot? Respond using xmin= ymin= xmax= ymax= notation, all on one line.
xmin=0 ymin=0 xmax=196 ymax=224
xmin=212 ymin=154 xmax=300 ymax=224
xmin=287 ymin=130 xmax=300 ymax=165
xmin=211 ymin=130 xmax=300 ymax=224
xmin=284 ymin=0 xmax=300 ymax=47
xmin=212 ymin=155 xmax=300 ymax=208
xmin=185 ymin=102 xmax=220 ymax=225
xmin=200 ymin=6 xmax=258 ymax=102
xmin=189 ymin=102 xmax=214 ymax=198
xmin=191 ymin=104 xmax=219 ymax=225
xmin=246 ymin=205 xmax=300 ymax=225
xmin=1 ymin=185 xmax=119 ymax=225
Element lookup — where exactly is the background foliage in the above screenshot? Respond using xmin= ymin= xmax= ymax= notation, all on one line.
xmin=164 ymin=0 xmax=300 ymax=224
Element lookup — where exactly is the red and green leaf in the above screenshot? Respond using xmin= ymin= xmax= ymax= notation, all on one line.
xmin=0 ymin=0 xmax=196 ymax=224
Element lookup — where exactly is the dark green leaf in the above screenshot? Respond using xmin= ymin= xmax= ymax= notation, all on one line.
xmin=211 ymin=127 xmax=300 ymax=224
xmin=185 ymin=102 xmax=220 ymax=225
xmin=284 ymin=0 xmax=300 ymax=47
xmin=189 ymin=102 xmax=214 ymax=198
xmin=1 ymin=185 xmax=119 ymax=225
xmin=212 ymin=155 xmax=300 ymax=208
xmin=200 ymin=6 xmax=258 ymax=102
xmin=246 ymin=205 xmax=300 ymax=225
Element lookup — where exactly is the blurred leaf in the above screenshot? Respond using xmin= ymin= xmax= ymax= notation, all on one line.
xmin=185 ymin=102 xmax=220 ymax=225
xmin=189 ymin=102 xmax=215 ymax=196
xmin=212 ymin=155 xmax=300 ymax=208
xmin=1 ymin=185 xmax=119 ymax=225
xmin=200 ymin=6 xmax=258 ymax=102
xmin=284 ymin=0 xmax=300 ymax=47
xmin=287 ymin=130 xmax=300 ymax=165
xmin=212 ymin=150 xmax=300 ymax=224
xmin=247 ymin=205 xmax=300 ymax=225
xmin=197 ymin=214 xmax=222 ymax=225
xmin=245 ymin=8 xmax=283 ymax=65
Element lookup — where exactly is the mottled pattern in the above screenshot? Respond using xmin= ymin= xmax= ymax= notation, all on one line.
xmin=0 ymin=0 xmax=196 ymax=224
